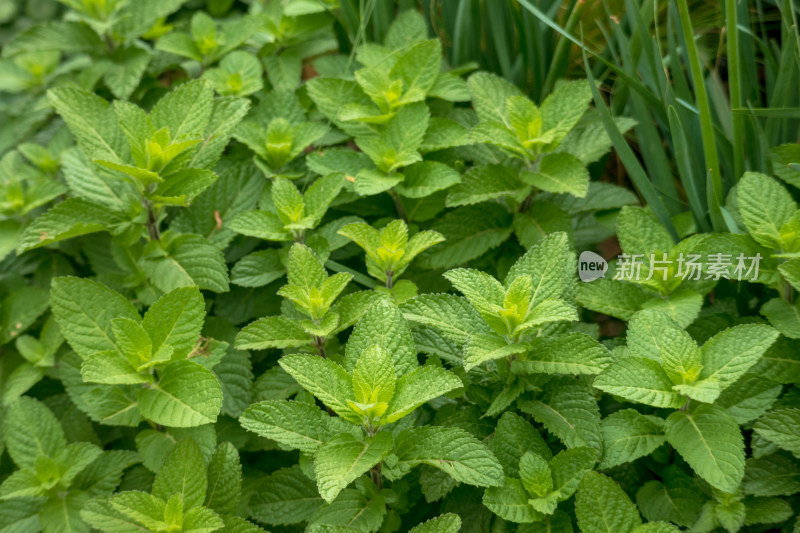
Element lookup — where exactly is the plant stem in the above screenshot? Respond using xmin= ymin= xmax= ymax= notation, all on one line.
xmin=679 ymin=397 xmax=691 ymax=412
xmin=312 ymin=335 xmax=327 ymax=358
xmin=389 ymin=189 xmax=407 ymax=222
xmin=145 ymin=201 xmax=160 ymax=241
xmin=519 ymin=189 xmax=536 ymax=213
xmin=386 ymin=271 xmax=393 ymax=289
xmin=370 ymin=463 xmax=383 ymax=490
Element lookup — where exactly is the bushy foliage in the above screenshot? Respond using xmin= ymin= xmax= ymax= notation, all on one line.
xmin=1 ymin=1 xmax=799 ymax=532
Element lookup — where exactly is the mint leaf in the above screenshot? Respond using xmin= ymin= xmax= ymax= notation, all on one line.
xmin=314 ymin=432 xmax=393 ymax=503
xmin=137 ymin=361 xmax=222 ymax=427
xmin=665 ymin=405 xmax=745 ymax=493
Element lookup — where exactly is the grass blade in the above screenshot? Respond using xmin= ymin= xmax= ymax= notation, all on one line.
xmin=676 ymin=0 xmax=724 ymax=231
xmin=725 ymin=0 xmax=745 ymax=180
xmin=581 ymin=33 xmax=679 ymax=243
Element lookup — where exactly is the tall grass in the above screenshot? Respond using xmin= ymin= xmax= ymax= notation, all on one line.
xmin=518 ymin=0 xmax=800 ymax=232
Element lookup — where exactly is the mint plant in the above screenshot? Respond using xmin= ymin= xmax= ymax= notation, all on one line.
xmin=1 ymin=3 xmax=799 ymax=533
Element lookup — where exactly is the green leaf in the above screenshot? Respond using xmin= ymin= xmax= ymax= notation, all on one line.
xmin=761 ymin=298 xmax=800 ymax=339
xmin=395 ymin=161 xmax=462 ymax=199
xmin=279 ymin=354 xmax=358 ymax=423
xmin=600 ymin=409 xmax=666 ymax=469
xmin=715 ymin=374 xmax=781 ymax=424
xmin=204 ymin=51 xmax=263 ymax=97
xmin=286 ymin=242 xmax=327 ymax=293
xmin=635 ymin=467 xmax=703 ymax=527
xmin=753 ymin=408 xmax=800 ymax=457
xmin=110 ymin=490 xmax=166 ymax=529
xmin=737 ymin=172 xmax=797 ymax=248
xmin=4 ymin=397 xmax=65 ymax=469
xmin=541 ymin=80 xmax=593 ymax=144
xmin=218 ymin=516 xmax=268 ymax=533
xmin=183 ymin=506 xmax=224 ymax=531
xmin=17 ymin=198 xmax=126 ymax=253
xmin=152 ymin=438 xmax=207 ymax=510
xmin=249 ymin=466 xmax=322 ymax=525
xmin=150 ymin=79 xmax=214 ymax=140
xmin=47 ymin=86 xmax=128 ymax=162
xmin=492 ymin=412 xmax=552 ymax=477
xmin=40 ymin=491 xmax=89 ymax=533
xmin=402 ymin=293 xmax=493 ymax=344
xmin=50 ymin=276 xmax=140 ymax=358
xmin=104 ymin=46 xmax=151 ymax=100
xmin=383 ymin=366 xmax=462 ymax=424
xmin=390 ymin=39 xmax=442 ymax=99
xmin=665 ymin=404 xmax=745 ymax=493
xmin=463 ymin=333 xmax=527 ymax=371
xmin=576 ymin=471 xmax=642 ymax=533
xmin=577 ymin=279 xmax=651 ymax=320
xmin=512 ymin=333 xmax=612 ymax=375
xmin=137 ymin=361 xmax=223 ymax=427
xmin=235 ymin=316 xmax=310 ymax=350
xmin=308 ymin=487 xmax=386 ymax=531
xmin=699 ymin=324 xmax=778 ymax=391
xmin=111 ymin=318 xmax=152 ymax=367
xmin=519 ymin=378 xmax=602 ymax=452
xmin=482 ymin=477 xmax=543 ymax=523
xmin=393 ymin=426 xmax=503 ymax=487
xmin=1 ymin=363 xmax=45 ymax=406
xmin=445 ymin=164 xmax=526 ymax=207
xmin=314 ymin=432 xmax=393 ymax=503
xmin=771 ymin=143 xmax=800 ymax=187
xmin=548 ymin=446 xmax=597 ymax=500
xmin=0 ymin=285 xmax=49 ymax=345
xmin=443 ymin=268 xmax=504 ymax=318
xmin=419 ymin=205 xmax=512 ymax=269
xmin=239 ymin=400 xmax=338 ymax=453
xmin=143 ymin=286 xmax=205 ymax=359
xmin=204 ymin=442 xmax=241 ymax=516
xmin=81 ymin=350 xmax=148 ymax=385
xmin=594 ymin=357 xmax=685 ymax=408
xmin=467 ymin=72 xmax=523 ymax=126
xmin=626 ymin=310 xmax=703 ymax=385
xmin=408 ymin=514 xmax=462 ymax=533
xmin=344 ymin=298 xmax=417 ymax=376
xmin=264 ymin=53 xmax=301 ymax=92
xmin=505 ymin=231 xmax=571 ymax=304
xmin=141 ymin=233 xmax=230 ymax=293
xmin=522 ymin=152 xmax=589 ymax=198
xmin=231 ymin=249 xmax=285 ymax=288
xmin=617 ymin=206 xmax=674 ymax=255
xmin=742 ymin=452 xmax=800 ymax=497
xmin=352 ymin=344 xmax=396 ymax=406
xmin=3 ymin=20 xmax=104 ymax=57
xmin=519 ymin=451 xmax=552 ymax=497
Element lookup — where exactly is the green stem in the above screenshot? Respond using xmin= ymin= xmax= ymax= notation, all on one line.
xmin=145 ymin=201 xmax=160 ymax=241
xmin=370 ymin=463 xmax=383 ymax=490
xmin=389 ymin=188 xmax=407 ymax=222
xmin=312 ymin=335 xmax=327 ymax=358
